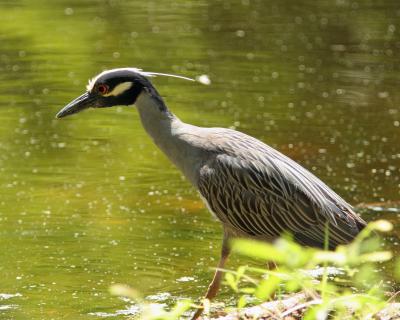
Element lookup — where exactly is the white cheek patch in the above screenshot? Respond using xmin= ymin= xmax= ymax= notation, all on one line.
xmin=103 ymin=81 xmax=133 ymax=97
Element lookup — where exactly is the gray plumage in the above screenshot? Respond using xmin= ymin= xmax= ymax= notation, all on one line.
xmin=194 ymin=128 xmax=365 ymax=249
xmin=134 ymin=87 xmax=365 ymax=250
xmin=143 ymin=116 xmax=365 ymax=250
xmin=57 ymin=68 xmax=366 ymax=318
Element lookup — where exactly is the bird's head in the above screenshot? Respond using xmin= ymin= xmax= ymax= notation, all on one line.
xmin=56 ymin=68 xmax=193 ymax=118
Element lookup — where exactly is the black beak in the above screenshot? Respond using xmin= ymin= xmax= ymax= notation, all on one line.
xmin=56 ymin=92 xmax=96 ymax=119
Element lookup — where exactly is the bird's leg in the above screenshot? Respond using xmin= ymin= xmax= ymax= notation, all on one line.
xmin=191 ymin=233 xmax=231 ymax=320
xmin=204 ymin=239 xmax=230 ymax=300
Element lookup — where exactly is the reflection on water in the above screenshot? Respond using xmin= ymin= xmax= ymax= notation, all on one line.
xmin=0 ymin=293 xmax=21 ymax=312
xmin=0 ymin=0 xmax=399 ymax=318
xmin=89 ymin=304 xmax=140 ymax=318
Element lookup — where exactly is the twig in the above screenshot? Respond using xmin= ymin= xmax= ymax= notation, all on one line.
xmin=279 ymin=298 xmax=322 ymax=318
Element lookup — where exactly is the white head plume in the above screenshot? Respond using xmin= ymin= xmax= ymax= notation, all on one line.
xmin=86 ymin=68 xmax=195 ymax=91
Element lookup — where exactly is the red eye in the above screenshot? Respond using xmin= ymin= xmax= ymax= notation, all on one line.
xmin=98 ymin=84 xmax=108 ymax=95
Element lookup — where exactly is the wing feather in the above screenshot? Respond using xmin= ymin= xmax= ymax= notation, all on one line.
xmin=197 ymin=129 xmax=366 ymax=248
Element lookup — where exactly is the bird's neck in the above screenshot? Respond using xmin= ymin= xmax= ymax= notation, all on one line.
xmin=135 ymin=90 xmax=179 ymax=141
xmin=135 ymin=91 xmax=199 ymax=183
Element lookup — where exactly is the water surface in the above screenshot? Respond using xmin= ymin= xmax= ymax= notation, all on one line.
xmin=0 ymin=1 xmax=399 ymax=319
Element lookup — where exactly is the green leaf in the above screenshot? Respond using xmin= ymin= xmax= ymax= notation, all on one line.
xmin=236 ymin=265 xmax=247 ymax=281
xmin=313 ymin=251 xmax=346 ymax=265
xmin=255 ymin=275 xmax=280 ymax=300
xmin=237 ymin=295 xmax=247 ymax=309
xmin=359 ymin=251 xmax=392 ymax=263
xmin=240 ymin=287 xmax=255 ymax=294
xmin=225 ymin=273 xmax=238 ymax=292
xmin=368 ymin=220 xmax=393 ymax=232
xmin=303 ymin=304 xmax=328 ymax=320
xmin=169 ymin=300 xmax=192 ymax=319
xmin=232 ymin=239 xmax=285 ymax=262
xmin=285 ymin=278 xmax=301 ymax=292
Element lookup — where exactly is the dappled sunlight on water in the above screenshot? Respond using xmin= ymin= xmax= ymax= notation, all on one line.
xmin=0 ymin=0 xmax=399 ymax=318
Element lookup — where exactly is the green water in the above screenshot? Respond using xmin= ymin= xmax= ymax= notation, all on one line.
xmin=1 ymin=0 xmax=399 ymax=319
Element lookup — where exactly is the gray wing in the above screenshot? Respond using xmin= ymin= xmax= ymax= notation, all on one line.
xmin=197 ymin=129 xmax=366 ymax=249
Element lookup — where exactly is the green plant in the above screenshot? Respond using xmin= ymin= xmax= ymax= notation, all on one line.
xmin=109 ymin=220 xmax=397 ymax=319
xmin=228 ymin=220 xmax=394 ymax=319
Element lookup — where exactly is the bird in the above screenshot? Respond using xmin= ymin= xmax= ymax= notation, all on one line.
xmin=56 ymin=67 xmax=366 ymax=319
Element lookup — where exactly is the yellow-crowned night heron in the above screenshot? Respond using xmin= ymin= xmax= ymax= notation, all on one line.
xmin=56 ymin=68 xmax=366 ymax=319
